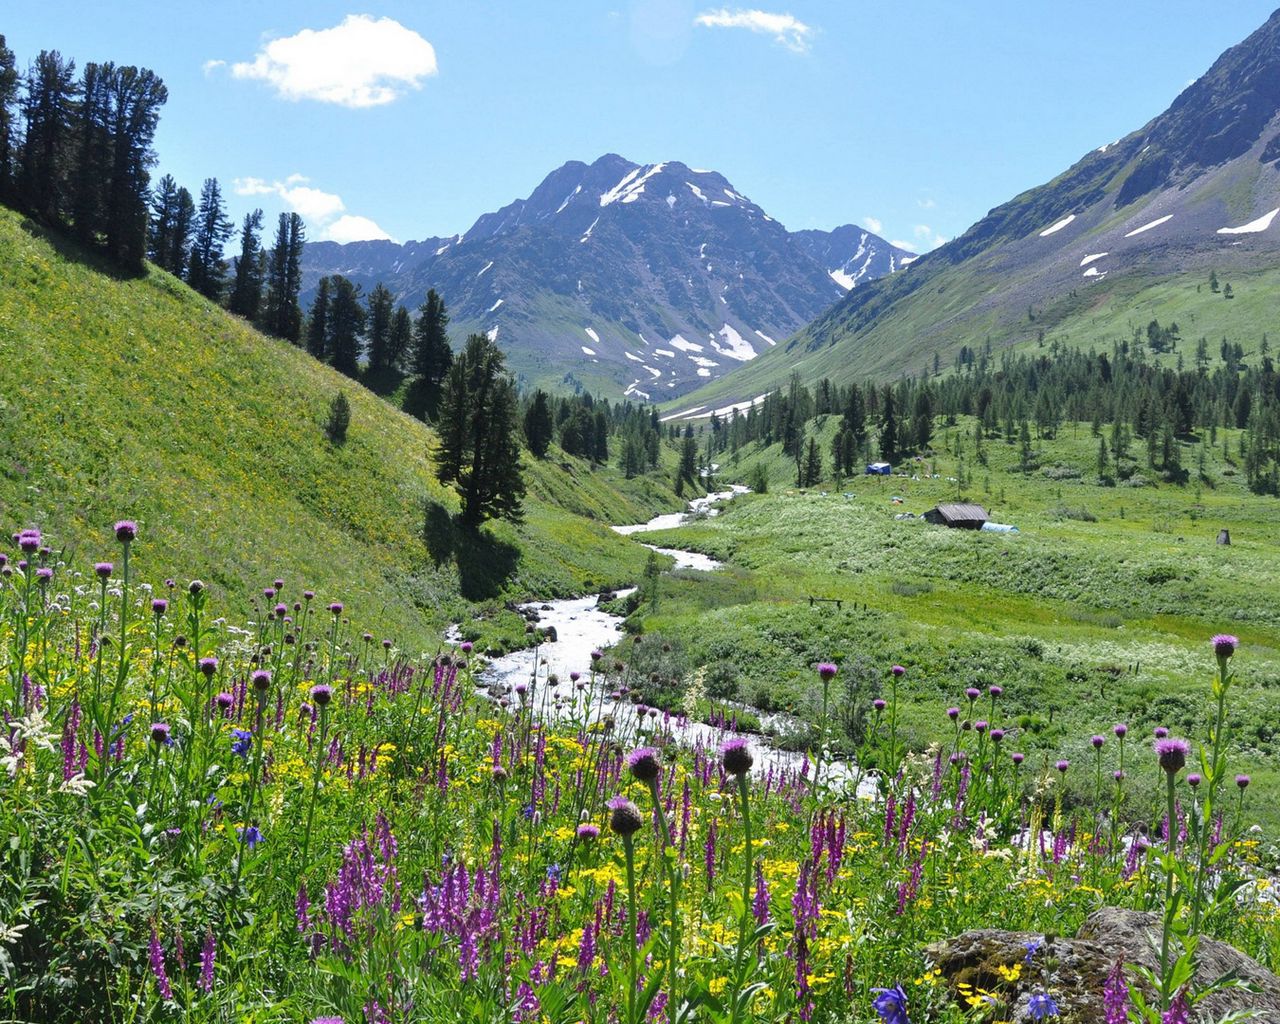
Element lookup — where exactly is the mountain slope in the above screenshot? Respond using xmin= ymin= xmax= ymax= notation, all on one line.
xmin=0 ymin=207 xmax=675 ymax=648
xmin=301 ymin=155 xmax=913 ymax=399
xmin=671 ymin=8 xmax=1280 ymax=414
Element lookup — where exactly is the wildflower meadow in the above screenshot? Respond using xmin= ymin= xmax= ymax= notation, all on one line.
xmin=2 ymin=522 xmax=1277 ymax=1023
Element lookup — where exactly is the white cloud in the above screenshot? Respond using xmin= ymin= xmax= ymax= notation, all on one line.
xmin=863 ymin=216 xmax=883 ymax=234
xmin=227 ymin=15 xmax=437 ymax=108
xmin=693 ymin=8 xmax=814 ymax=53
xmin=908 ymin=224 xmax=948 ymax=251
xmin=233 ymin=174 xmax=394 ymax=242
xmin=202 ymin=59 xmax=226 ymax=75
xmin=916 ymin=197 xmax=936 ymax=210
xmin=890 ymin=240 xmax=913 ymax=251
xmin=324 ymin=215 xmax=393 ymax=244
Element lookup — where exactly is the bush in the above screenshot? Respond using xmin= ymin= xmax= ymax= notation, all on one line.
xmin=324 ymin=391 xmax=351 ymax=444
xmin=1042 ymin=464 xmax=1082 ymax=480
xmin=1051 ymin=505 xmax=1097 ymax=522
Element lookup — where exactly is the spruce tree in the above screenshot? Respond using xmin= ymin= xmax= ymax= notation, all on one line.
xmin=802 ymin=436 xmax=823 ymax=487
xmin=388 ymin=306 xmax=412 ymax=372
xmin=523 ymin=389 xmax=554 ymax=458
xmin=413 ymin=289 xmax=451 ymax=381
xmin=365 ymin=282 xmax=395 ymax=375
xmin=263 ymin=212 xmax=305 ymax=341
xmin=305 ymin=277 xmax=331 ymax=360
xmin=435 ymin=333 xmax=525 ymax=527
xmin=879 ymin=385 xmax=898 ymax=461
xmin=228 ymin=209 xmax=265 ymax=320
xmin=0 ymin=36 xmax=18 ymax=204
xmin=186 ymin=177 xmax=232 ymax=300
xmin=100 ymin=65 xmax=167 ymax=270
xmin=19 ymin=50 xmax=78 ymax=225
xmin=326 ymin=275 xmax=365 ymax=377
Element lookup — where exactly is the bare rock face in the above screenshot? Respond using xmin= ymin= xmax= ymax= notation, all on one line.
xmin=926 ymin=907 xmax=1280 ymax=1024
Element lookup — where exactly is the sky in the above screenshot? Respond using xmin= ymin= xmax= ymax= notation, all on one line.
xmin=4 ymin=2 xmax=1278 ymax=252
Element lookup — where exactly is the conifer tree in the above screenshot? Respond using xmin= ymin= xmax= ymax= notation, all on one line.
xmin=879 ymin=385 xmax=899 ymax=461
xmin=228 ymin=209 xmax=265 ymax=320
xmin=388 ymin=306 xmax=412 ymax=372
xmin=435 ymin=333 xmax=525 ymax=527
xmin=326 ymin=275 xmax=364 ymax=377
xmin=100 ymin=64 xmax=167 ymax=270
xmin=186 ymin=177 xmax=233 ymax=300
xmin=0 ymin=36 xmax=18 ymax=204
xmin=801 ymin=436 xmax=823 ymax=487
xmin=523 ymin=389 xmax=554 ymax=458
xmin=19 ymin=50 xmax=78 ymax=224
xmin=263 ymin=212 xmax=305 ymax=341
xmin=305 ymin=277 xmax=331 ymax=360
xmin=365 ymin=282 xmax=395 ymax=375
xmin=413 ymin=289 xmax=452 ymax=382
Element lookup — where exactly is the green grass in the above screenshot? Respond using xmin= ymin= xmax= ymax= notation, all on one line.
xmin=629 ymin=416 xmax=1280 ymax=829
xmin=0 ymin=208 xmax=684 ymax=650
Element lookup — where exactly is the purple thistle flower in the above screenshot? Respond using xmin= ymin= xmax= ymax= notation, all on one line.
xmin=626 ymin=746 xmax=662 ymax=783
xmin=149 ymin=924 xmax=173 ymax=1000
xmin=871 ymin=984 xmax=910 ymax=1024
xmin=1012 ymin=752 xmax=1025 ymax=765
xmin=35 ymin=566 xmax=53 ymax=580
xmin=328 ymin=602 xmax=344 ymax=615
xmin=1091 ymin=734 xmax=1106 ymax=749
xmin=189 ymin=579 xmax=204 ymax=594
xmin=214 ymin=691 xmax=234 ymax=712
xmin=150 ymin=722 xmax=171 ymax=746
xmin=1113 ymin=723 xmax=1128 ymax=738
xmin=1154 ymin=726 xmax=1169 ymax=739
xmin=892 ymin=665 xmax=907 ymax=677
xmin=990 ymin=728 xmax=1005 ymax=743
xmin=1211 ymin=634 xmax=1239 ymax=659
xmin=873 ymin=698 xmax=887 ymax=711
xmin=1237 ymin=774 xmax=1251 ymax=789
xmin=946 ymin=706 xmax=960 ymax=720
xmin=199 ymin=656 xmax=218 ymax=677
xmin=988 ymin=684 xmax=1002 ymax=696
xmin=607 ymin=796 xmax=643 ymax=837
xmin=1056 ymin=759 xmax=1070 ymax=773
xmin=152 ymin=598 xmax=168 ymax=615
xmin=1187 ymin=773 xmax=1202 ymax=788
xmin=198 ymin=928 xmax=216 ymax=994
xmin=721 ymin=736 xmax=753 ymax=776
xmin=251 ymin=669 xmax=272 ymax=691
xmin=1103 ymin=960 xmax=1128 ymax=1024
xmin=817 ymin=662 xmax=838 ymax=681
xmin=114 ymin=520 xmax=137 ymax=543
xmin=576 ymin=823 xmax=600 ymax=840
xmin=1155 ymin=737 xmax=1191 ymax=774
xmin=311 ymin=683 xmax=333 ymax=706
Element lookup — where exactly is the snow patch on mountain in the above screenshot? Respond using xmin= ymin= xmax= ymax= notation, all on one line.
xmin=556 ymin=186 xmax=582 ymax=214
xmin=1080 ymin=252 xmax=1108 ymax=266
xmin=709 ymin=324 xmax=755 ymax=362
xmin=829 ymin=268 xmax=856 ymax=290
xmin=581 ymin=346 xmax=596 ymax=356
xmin=584 ymin=327 xmax=601 ymax=344
xmin=600 ymin=163 xmax=667 ymax=206
xmin=1125 ymin=214 xmax=1173 ymax=237
xmin=1039 ymin=214 xmax=1076 ymax=237
xmin=487 ymin=298 xmax=504 ymax=312
xmin=754 ymin=330 xmax=776 ymax=346
xmin=669 ymin=335 xmax=704 ymax=353
xmin=654 ymin=348 xmax=676 ymax=358
xmin=477 ymin=260 xmax=494 ymax=277
xmin=624 ymin=351 xmax=642 ymax=362
xmin=1217 ymin=208 xmax=1279 ymax=234
xmin=580 ymin=217 xmax=599 ymax=243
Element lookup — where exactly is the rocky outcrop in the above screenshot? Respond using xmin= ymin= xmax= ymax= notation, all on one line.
xmin=926 ymin=907 xmax=1280 ymax=1023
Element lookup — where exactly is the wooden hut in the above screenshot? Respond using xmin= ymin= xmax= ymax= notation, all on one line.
xmin=923 ymin=503 xmax=989 ymax=530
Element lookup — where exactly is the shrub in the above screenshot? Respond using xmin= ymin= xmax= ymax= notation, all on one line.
xmin=324 ymin=391 xmax=351 ymax=445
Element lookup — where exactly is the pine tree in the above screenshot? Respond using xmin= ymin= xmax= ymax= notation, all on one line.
xmin=100 ymin=65 xmax=167 ymax=270
xmin=70 ymin=61 xmax=110 ymax=245
xmin=523 ymin=389 xmax=554 ymax=458
xmin=19 ymin=50 xmax=78 ymax=224
xmin=435 ymin=333 xmax=525 ymax=527
xmin=326 ymin=275 xmax=365 ymax=377
xmin=802 ymin=436 xmax=823 ymax=487
xmin=365 ymin=282 xmax=395 ymax=374
xmin=593 ymin=410 xmax=609 ymax=464
xmin=186 ymin=177 xmax=232 ymax=300
xmin=679 ymin=433 xmax=698 ymax=483
xmin=305 ymin=277 xmax=331 ymax=360
xmin=388 ymin=306 xmax=412 ymax=372
xmin=879 ymin=385 xmax=898 ymax=461
xmin=413 ymin=289 xmax=452 ymax=381
xmin=228 ymin=209 xmax=265 ymax=320
xmin=263 ymin=212 xmax=305 ymax=341
xmin=913 ymin=387 xmax=934 ymax=450
xmin=0 ymin=36 xmax=18 ymax=204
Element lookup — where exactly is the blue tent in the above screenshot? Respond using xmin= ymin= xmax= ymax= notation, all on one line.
xmin=865 ymin=462 xmax=892 ymax=476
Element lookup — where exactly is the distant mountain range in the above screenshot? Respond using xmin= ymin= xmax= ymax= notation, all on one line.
xmin=672 ymin=7 xmax=1280 ymax=416
xmin=300 ymin=155 xmax=913 ymax=398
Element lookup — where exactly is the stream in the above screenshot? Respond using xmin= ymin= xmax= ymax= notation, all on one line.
xmin=474 ymin=487 xmax=874 ymax=792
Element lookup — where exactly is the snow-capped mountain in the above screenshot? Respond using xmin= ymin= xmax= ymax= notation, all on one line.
xmin=300 ymin=155 xmax=913 ymax=398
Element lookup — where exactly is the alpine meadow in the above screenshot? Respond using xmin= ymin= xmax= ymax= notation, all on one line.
xmin=6 ymin=7 xmax=1280 ymax=1024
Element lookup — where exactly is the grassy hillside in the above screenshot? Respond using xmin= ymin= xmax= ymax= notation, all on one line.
xmin=0 ymin=208 xmax=682 ymax=649
xmin=628 ymin=415 xmax=1280 ymax=829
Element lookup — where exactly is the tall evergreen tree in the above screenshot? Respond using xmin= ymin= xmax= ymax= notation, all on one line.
xmin=305 ymin=277 xmax=331 ymax=360
xmin=186 ymin=177 xmax=232 ymax=300
xmin=879 ymin=385 xmax=899 ymax=461
xmin=19 ymin=50 xmax=78 ymax=224
xmin=413 ymin=289 xmax=452 ymax=381
xmin=388 ymin=306 xmax=412 ymax=372
xmin=228 ymin=209 xmax=265 ymax=320
xmin=435 ymin=333 xmax=525 ymax=527
xmin=69 ymin=61 xmax=110 ymax=245
xmin=326 ymin=275 xmax=365 ymax=377
xmin=0 ymin=36 xmax=18 ymax=204
xmin=263 ymin=212 xmax=305 ymax=341
xmin=101 ymin=64 xmax=167 ymax=270
xmin=523 ymin=389 xmax=554 ymax=458
xmin=365 ymin=282 xmax=395 ymax=375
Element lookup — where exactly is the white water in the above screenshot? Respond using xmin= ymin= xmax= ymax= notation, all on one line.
xmin=467 ymin=487 xmax=877 ymax=794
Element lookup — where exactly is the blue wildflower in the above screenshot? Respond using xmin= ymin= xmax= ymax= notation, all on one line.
xmin=238 ymin=825 xmax=263 ymax=850
xmin=547 ymin=863 xmax=562 ymax=884
xmin=872 ymin=984 xmax=910 ymax=1024
xmin=1023 ymin=938 xmax=1041 ymax=965
xmin=230 ymin=729 xmax=253 ymax=758
xmin=1028 ymin=992 xmax=1059 ymax=1020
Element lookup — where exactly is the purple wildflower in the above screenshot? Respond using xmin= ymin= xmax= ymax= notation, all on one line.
xmin=871 ymin=984 xmax=910 ymax=1024
xmin=1028 ymin=992 xmax=1059 ymax=1020
xmin=576 ymin=823 xmax=600 ymax=840
xmin=1092 ymin=734 xmax=1106 ymax=749
xmin=150 ymin=722 xmax=171 ymax=746
xmin=873 ymin=699 xmax=887 ymax=711
xmin=251 ymin=669 xmax=272 ymax=691
xmin=626 ymin=746 xmax=662 ymax=783
xmin=1155 ymin=737 xmax=1191 ymax=774
xmin=1103 ymin=961 xmax=1128 ymax=1024
xmin=152 ymin=598 xmax=167 ymax=615
xmin=231 ymin=729 xmax=253 ymax=758
xmin=149 ymin=924 xmax=173 ymax=1000
xmin=1237 ymin=774 xmax=1251 ymax=789
xmin=1056 ymin=759 xmax=1070 ymax=773
xmin=1114 ymin=723 xmax=1128 ymax=738
xmin=607 ymin=796 xmax=643 ymax=837
xmin=1162 ymin=989 xmax=1190 ymax=1024
xmin=721 ymin=736 xmax=753 ymax=776
xmin=311 ymin=683 xmax=333 ymax=706
xmin=753 ymin=861 xmax=771 ymax=925
xmin=817 ymin=662 xmax=838 ymax=682
xmin=199 ymin=656 xmax=218 ymax=677
xmin=198 ymin=928 xmax=216 ymax=994
xmin=114 ymin=520 xmax=137 ymax=543
xmin=1211 ymin=634 xmax=1239 ymax=659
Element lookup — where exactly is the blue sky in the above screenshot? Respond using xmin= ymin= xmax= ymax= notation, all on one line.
xmin=5 ymin=2 xmax=1278 ymax=250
